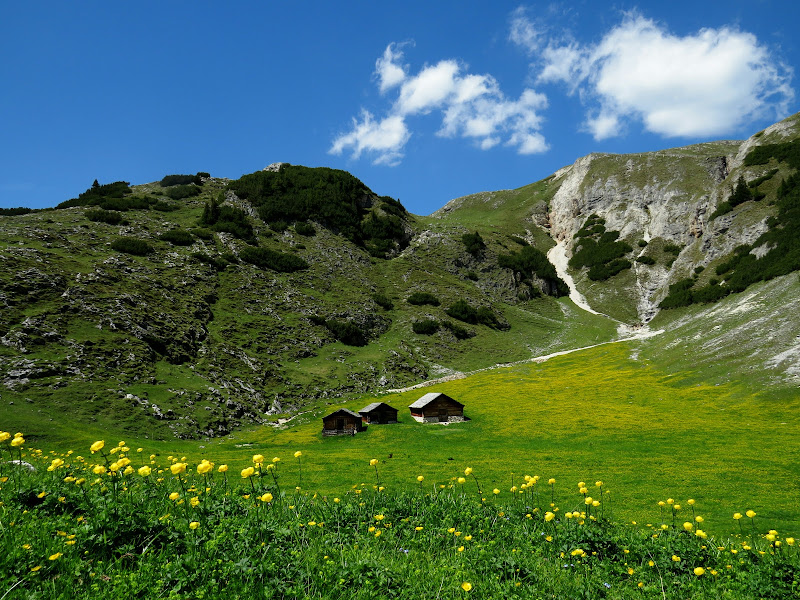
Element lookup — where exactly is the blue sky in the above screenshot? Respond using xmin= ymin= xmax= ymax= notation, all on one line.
xmin=1 ymin=1 xmax=797 ymax=215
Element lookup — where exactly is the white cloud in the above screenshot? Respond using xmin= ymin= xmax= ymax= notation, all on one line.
xmin=514 ymin=11 xmax=794 ymax=140
xmin=375 ymin=43 xmax=407 ymax=93
xmin=331 ymin=43 xmax=550 ymax=164
xmin=509 ymin=6 xmax=541 ymax=54
xmin=329 ymin=110 xmax=410 ymax=166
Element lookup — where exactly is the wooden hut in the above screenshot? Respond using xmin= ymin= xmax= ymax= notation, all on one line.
xmin=322 ymin=408 xmax=365 ymax=436
xmin=359 ymin=402 xmax=398 ymax=425
xmin=409 ymin=392 xmax=465 ymax=423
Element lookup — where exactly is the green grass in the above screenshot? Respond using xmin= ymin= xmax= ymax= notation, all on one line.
xmin=2 ymin=435 xmax=798 ymax=599
xmin=6 ymin=341 xmax=799 ymax=539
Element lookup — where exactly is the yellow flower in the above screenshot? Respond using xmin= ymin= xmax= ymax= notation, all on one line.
xmin=671 ymin=555 xmax=680 ymax=562
xmin=548 ymin=478 xmax=555 ymax=485
xmin=666 ymin=498 xmax=674 ymax=505
xmin=218 ymin=464 xmax=228 ymax=473
xmin=123 ymin=466 xmax=134 ymax=476
xmin=683 ymin=522 xmax=694 ymax=531
xmin=138 ymin=466 xmax=151 ymax=477
xmin=545 ymin=512 xmax=555 ymax=522
xmin=415 ymin=526 xmax=423 ymax=531
xmin=786 ymin=537 xmax=795 ymax=546
xmin=189 ymin=521 xmax=200 ymax=530
xmin=695 ymin=516 xmax=704 ymax=523
xmin=457 ymin=477 xmax=466 ymax=484
xmin=90 ymin=440 xmax=104 ymax=453
xmin=673 ymin=504 xmax=681 ymax=511
xmin=170 ymin=463 xmax=186 ymax=475
xmin=595 ymin=481 xmax=603 ymax=487
xmin=733 ymin=512 xmax=742 ymax=520
xmin=169 ymin=492 xmax=180 ymax=501
xmin=694 ymin=567 xmax=705 ymax=576
xmin=259 ymin=493 xmax=273 ymax=503
xmin=294 ymin=451 xmax=302 ymax=458
xmin=48 ymin=552 xmax=62 ymax=561
xmin=334 ymin=497 xmax=340 ymax=503
xmin=457 ymin=546 xmax=464 ymax=552
xmin=658 ymin=501 xmax=665 ymax=507
xmin=578 ymin=481 xmax=586 ymax=488
xmin=746 ymin=510 xmax=756 ymax=518
xmin=369 ymin=459 xmax=378 ymax=466
xmin=0 ymin=431 xmax=9 ymax=443
xmin=584 ymin=497 xmax=593 ymax=505
xmin=492 ymin=488 xmax=500 ymax=495
xmin=461 ymin=582 xmax=473 ymax=592
xmin=464 ymin=467 xmax=473 ymax=476
xmin=10 ymin=436 xmax=24 ymax=447
xmin=272 ymin=456 xmax=280 ymax=463
xmin=695 ymin=530 xmax=707 ymax=539
xmin=448 ymin=527 xmax=456 ymax=533
xmin=688 ymin=499 xmax=695 ymax=505
xmin=252 ymin=454 xmax=264 ymax=464
xmin=197 ymin=460 xmax=213 ymax=475
xmin=190 ymin=497 xmax=200 ymax=507
xmin=374 ymin=514 xmax=385 ymax=521
xmin=464 ymin=535 xmax=472 ymax=541
xmin=241 ymin=466 xmax=255 ymax=478
xmin=592 ymin=500 xmax=600 ymax=507
xmin=416 ymin=475 xmax=424 ymax=482
xmin=93 ymin=465 xmax=106 ymax=475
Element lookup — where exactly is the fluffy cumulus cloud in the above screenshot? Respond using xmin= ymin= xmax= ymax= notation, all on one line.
xmin=511 ymin=11 xmax=794 ymax=140
xmin=330 ymin=43 xmax=549 ymax=165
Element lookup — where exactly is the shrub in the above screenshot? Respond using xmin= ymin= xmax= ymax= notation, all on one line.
xmin=160 ymin=174 xmax=202 ymax=187
xmin=466 ymin=271 xmax=478 ymax=281
xmin=372 ymin=293 xmax=394 ymax=310
xmin=0 ymin=207 xmax=34 ymax=216
xmin=498 ymin=245 xmax=569 ymax=296
xmin=709 ymin=202 xmax=733 ymax=220
xmin=461 ymin=231 xmax=486 ymax=257
xmin=508 ymin=236 xmax=528 ymax=246
xmin=294 ymin=222 xmax=316 ymax=236
xmin=407 ymin=292 xmax=440 ymax=306
xmin=663 ymin=243 xmax=682 ymax=256
xmin=111 ymin=237 xmax=154 ymax=256
xmin=325 ymin=319 xmax=367 ymax=346
xmin=412 ymin=319 xmax=440 ymax=335
xmin=165 ymin=184 xmax=201 ymax=200
xmin=635 ymin=256 xmax=656 ymax=265
xmin=86 ymin=209 xmax=123 ymax=225
xmin=190 ymin=252 xmax=227 ymax=271
xmin=270 ymin=220 xmax=289 ymax=232
xmin=445 ymin=300 xmax=478 ymax=324
xmin=239 ymin=247 xmax=309 ymax=272
xmin=441 ymin=320 xmax=474 ymax=339
xmin=191 ymin=228 xmax=213 ymax=240
xmin=158 ymin=229 xmax=195 ymax=246
xmin=637 ymin=239 xmax=648 ymax=247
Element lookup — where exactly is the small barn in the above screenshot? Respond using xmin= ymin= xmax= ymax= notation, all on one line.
xmin=322 ymin=409 xmax=365 ymax=436
xmin=359 ymin=402 xmax=399 ymax=425
xmin=409 ymin=392 xmax=465 ymax=423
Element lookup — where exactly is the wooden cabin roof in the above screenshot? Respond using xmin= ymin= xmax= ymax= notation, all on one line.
xmin=409 ymin=392 xmax=463 ymax=409
xmin=323 ymin=408 xmax=361 ymax=420
xmin=359 ymin=402 xmax=397 ymax=414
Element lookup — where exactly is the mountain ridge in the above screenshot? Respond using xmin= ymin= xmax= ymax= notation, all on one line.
xmin=2 ymin=112 xmax=800 ymax=440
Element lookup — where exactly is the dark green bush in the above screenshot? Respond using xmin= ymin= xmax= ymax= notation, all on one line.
xmin=192 ymin=228 xmax=213 ymax=240
xmin=635 ymin=256 xmax=656 ymax=265
xmin=190 ymin=252 xmax=227 ymax=271
xmin=637 ymin=239 xmax=648 ymax=247
xmin=412 ymin=319 xmax=440 ymax=335
xmin=441 ymin=320 xmax=474 ymax=339
xmin=461 ymin=231 xmax=486 ymax=257
xmin=372 ymin=294 xmax=394 ymax=310
xmin=709 ymin=202 xmax=733 ymax=220
xmin=508 ymin=236 xmax=528 ymax=246
xmin=588 ymin=259 xmax=631 ymax=281
xmin=158 ymin=229 xmax=195 ymax=246
xmin=294 ymin=222 xmax=316 ymax=236
xmin=239 ymin=247 xmax=309 ymax=272
xmin=663 ymin=243 xmax=682 ymax=256
xmin=445 ymin=300 xmax=478 ymax=324
xmin=466 ymin=271 xmax=478 ymax=281
xmin=271 ymin=221 xmax=289 ymax=232
xmin=86 ymin=209 xmax=123 ymax=225
xmin=160 ymin=174 xmax=202 ymax=187
xmin=498 ymin=245 xmax=569 ymax=296
xmin=407 ymin=292 xmax=440 ymax=306
xmin=0 ymin=207 xmax=34 ymax=216
xmin=111 ymin=237 xmax=154 ymax=256
xmin=165 ymin=185 xmax=201 ymax=200
xmin=325 ymin=319 xmax=367 ymax=346
xmin=229 ymin=165 xmax=408 ymax=257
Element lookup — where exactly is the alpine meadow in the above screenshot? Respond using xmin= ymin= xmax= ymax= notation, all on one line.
xmin=2 ymin=110 xmax=800 ymax=599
